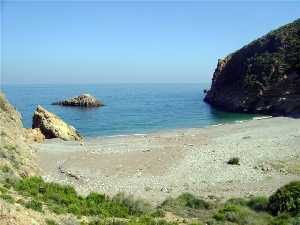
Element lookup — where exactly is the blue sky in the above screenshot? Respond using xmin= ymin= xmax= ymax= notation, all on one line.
xmin=1 ymin=1 xmax=299 ymax=84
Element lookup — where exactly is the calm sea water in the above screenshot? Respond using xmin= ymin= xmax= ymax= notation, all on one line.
xmin=1 ymin=84 xmax=254 ymax=137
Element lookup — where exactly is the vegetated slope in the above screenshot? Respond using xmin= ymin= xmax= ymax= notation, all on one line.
xmin=204 ymin=18 xmax=300 ymax=117
xmin=0 ymin=92 xmax=38 ymax=178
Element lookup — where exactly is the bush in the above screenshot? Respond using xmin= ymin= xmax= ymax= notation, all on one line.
xmin=25 ymin=199 xmax=43 ymax=212
xmin=112 ymin=192 xmax=152 ymax=216
xmin=247 ymin=196 xmax=269 ymax=211
xmin=226 ymin=197 xmax=248 ymax=206
xmin=213 ymin=204 xmax=272 ymax=224
xmin=13 ymin=176 xmax=153 ymax=218
xmin=162 ymin=193 xmax=212 ymax=210
xmin=268 ymin=181 xmax=300 ymax=215
xmin=45 ymin=219 xmax=58 ymax=225
xmin=86 ymin=216 xmax=178 ymax=225
xmin=0 ymin=194 xmax=15 ymax=204
xmin=227 ymin=157 xmax=240 ymax=165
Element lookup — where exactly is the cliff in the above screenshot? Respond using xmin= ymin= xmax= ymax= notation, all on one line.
xmin=0 ymin=92 xmax=38 ymax=178
xmin=204 ymin=18 xmax=300 ymax=117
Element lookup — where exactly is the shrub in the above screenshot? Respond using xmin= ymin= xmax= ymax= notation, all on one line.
xmin=0 ymin=186 xmax=8 ymax=194
xmin=227 ymin=157 xmax=240 ymax=165
xmin=45 ymin=219 xmax=58 ymax=225
xmin=226 ymin=197 xmax=248 ymax=206
xmin=0 ymin=194 xmax=15 ymax=204
xmin=0 ymin=165 xmax=11 ymax=173
xmin=25 ymin=199 xmax=43 ymax=212
xmin=112 ymin=192 xmax=152 ymax=216
xmin=213 ymin=204 xmax=273 ymax=224
xmin=150 ymin=209 xmax=165 ymax=217
xmin=268 ymin=181 xmax=300 ymax=215
xmin=13 ymin=176 xmax=152 ymax=218
xmin=247 ymin=196 xmax=269 ymax=211
xmin=162 ymin=193 xmax=212 ymax=210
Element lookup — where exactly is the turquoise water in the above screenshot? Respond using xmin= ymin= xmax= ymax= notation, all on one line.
xmin=1 ymin=84 xmax=254 ymax=137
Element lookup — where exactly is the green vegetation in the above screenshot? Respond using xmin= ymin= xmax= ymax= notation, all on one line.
xmin=247 ymin=196 xmax=269 ymax=212
xmin=227 ymin=157 xmax=240 ymax=165
xmin=1 ymin=176 xmax=300 ymax=225
xmin=0 ymin=165 xmax=11 ymax=173
xmin=268 ymin=181 xmax=300 ymax=216
xmin=8 ymin=176 xmax=156 ymax=217
xmin=85 ymin=216 xmax=178 ymax=225
xmin=0 ymin=193 xmax=15 ymax=204
xmin=162 ymin=193 xmax=212 ymax=210
xmin=45 ymin=219 xmax=59 ymax=225
xmin=242 ymin=19 xmax=300 ymax=91
xmin=161 ymin=193 xmax=215 ymax=220
xmin=24 ymin=199 xmax=44 ymax=212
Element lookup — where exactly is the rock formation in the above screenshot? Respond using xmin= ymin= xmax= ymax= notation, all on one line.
xmin=52 ymin=93 xmax=104 ymax=107
xmin=32 ymin=105 xmax=82 ymax=141
xmin=0 ymin=92 xmax=38 ymax=178
xmin=204 ymin=18 xmax=300 ymax=117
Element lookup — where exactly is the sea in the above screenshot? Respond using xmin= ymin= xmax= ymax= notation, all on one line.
xmin=1 ymin=83 xmax=255 ymax=137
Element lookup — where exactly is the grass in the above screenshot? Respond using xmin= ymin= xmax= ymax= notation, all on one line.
xmin=9 ymin=176 xmax=156 ymax=218
xmin=160 ymin=193 xmax=216 ymax=220
xmin=45 ymin=219 xmax=59 ymax=225
xmin=85 ymin=216 xmax=179 ymax=225
xmin=2 ymin=176 xmax=300 ymax=225
xmin=24 ymin=199 xmax=44 ymax=212
xmin=0 ymin=193 xmax=15 ymax=204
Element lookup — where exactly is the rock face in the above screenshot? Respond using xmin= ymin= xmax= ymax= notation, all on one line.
xmin=0 ymin=92 xmax=38 ymax=178
xmin=32 ymin=105 xmax=82 ymax=141
xmin=52 ymin=93 xmax=104 ymax=107
xmin=204 ymin=18 xmax=300 ymax=117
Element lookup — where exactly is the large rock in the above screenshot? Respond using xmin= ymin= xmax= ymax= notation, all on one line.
xmin=204 ymin=18 xmax=300 ymax=117
xmin=0 ymin=92 xmax=38 ymax=178
xmin=32 ymin=105 xmax=82 ymax=141
xmin=52 ymin=93 xmax=104 ymax=107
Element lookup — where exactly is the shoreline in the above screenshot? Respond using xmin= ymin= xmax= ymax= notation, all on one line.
xmin=80 ymin=115 xmax=270 ymax=140
xmin=34 ymin=116 xmax=300 ymax=204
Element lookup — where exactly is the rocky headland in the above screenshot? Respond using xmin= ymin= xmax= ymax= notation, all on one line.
xmin=52 ymin=93 xmax=104 ymax=107
xmin=204 ymin=18 xmax=300 ymax=117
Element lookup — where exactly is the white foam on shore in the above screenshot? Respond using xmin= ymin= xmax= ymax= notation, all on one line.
xmin=211 ymin=123 xmax=224 ymax=127
xmin=253 ymin=116 xmax=272 ymax=120
xmin=105 ymin=133 xmax=147 ymax=138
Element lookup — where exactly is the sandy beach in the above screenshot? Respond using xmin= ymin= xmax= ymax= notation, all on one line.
xmin=35 ymin=117 xmax=300 ymax=204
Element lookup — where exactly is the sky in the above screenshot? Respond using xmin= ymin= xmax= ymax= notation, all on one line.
xmin=1 ymin=1 xmax=299 ymax=84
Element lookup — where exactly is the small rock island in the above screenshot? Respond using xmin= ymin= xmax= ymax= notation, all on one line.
xmin=52 ymin=93 xmax=104 ymax=107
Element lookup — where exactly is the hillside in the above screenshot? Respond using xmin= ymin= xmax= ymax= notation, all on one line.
xmin=204 ymin=18 xmax=300 ymax=117
xmin=0 ymin=92 xmax=38 ymax=178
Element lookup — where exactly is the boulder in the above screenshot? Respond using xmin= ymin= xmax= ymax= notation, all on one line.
xmin=52 ymin=93 xmax=104 ymax=107
xmin=32 ymin=105 xmax=82 ymax=141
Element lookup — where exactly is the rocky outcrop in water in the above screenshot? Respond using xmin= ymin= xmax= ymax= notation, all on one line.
xmin=0 ymin=92 xmax=38 ymax=178
xmin=32 ymin=105 xmax=82 ymax=141
xmin=52 ymin=93 xmax=104 ymax=107
xmin=204 ymin=18 xmax=300 ymax=117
